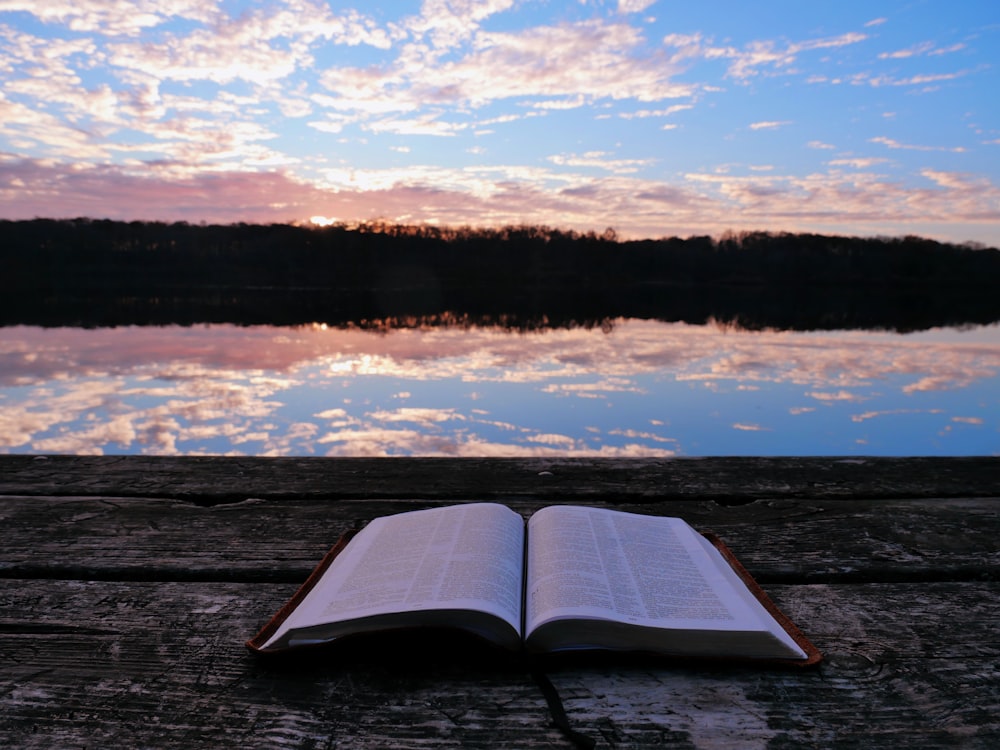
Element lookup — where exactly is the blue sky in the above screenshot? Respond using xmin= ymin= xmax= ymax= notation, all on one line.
xmin=1 ymin=0 xmax=998 ymax=244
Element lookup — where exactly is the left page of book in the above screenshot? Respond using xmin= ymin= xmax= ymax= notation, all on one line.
xmin=258 ymin=502 xmax=525 ymax=651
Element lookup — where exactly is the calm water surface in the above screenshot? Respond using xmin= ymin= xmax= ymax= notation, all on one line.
xmin=1 ymin=320 xmax=997 ymax=456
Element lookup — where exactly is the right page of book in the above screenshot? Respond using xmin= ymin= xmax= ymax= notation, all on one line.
xmin=524 ymin=505 xmax=806 ymax=659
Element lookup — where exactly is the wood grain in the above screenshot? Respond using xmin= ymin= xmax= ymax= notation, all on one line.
xmin=2 ymin=455 xmax=998 ymax=748
xmin=1 ymin=495 xmax=998 ymax=583
xmin=2 ymin=455 xmax=998 ymax=501
xmin=1 ymin=579 xmax=997 ymax=749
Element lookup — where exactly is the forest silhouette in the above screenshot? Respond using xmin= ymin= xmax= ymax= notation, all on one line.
xmin=3 ymin=218 xmax=999 ymax=332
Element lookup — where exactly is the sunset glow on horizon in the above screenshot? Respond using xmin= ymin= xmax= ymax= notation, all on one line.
xmin=1 ymin=0 xmax=998 ymax=245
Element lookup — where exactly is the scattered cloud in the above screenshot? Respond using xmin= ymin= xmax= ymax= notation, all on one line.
xmin=879 ymin=41 xmax=966 ymax=59
xmin=808 ymin=390 xmax=867 ymax=403
xmin=548 ymin=151 xmax=654 ymax=174
xmin=862 ymin=69 xmax=978 ymax=89
xmin=828 ymin=157 xmax=889 ymax=169
xmin=607 ymin=428 xmax=676 ymax=444
xmin=618 ymin=0 xmax=657 ymax=14
xmin=952 ymin=416 xmax=984 ymax=425
xmin=851 ymin=408 xmax=944 ymax=423
xmin=369 ymin=407 xmax=466 ymax=426
xmin=870 ymin=136 xmax=966 ymax=153
xmin=619 ymin=104 xmax=694 ymax=119
xmin=749 ymin=120 xmax=792 ymax=131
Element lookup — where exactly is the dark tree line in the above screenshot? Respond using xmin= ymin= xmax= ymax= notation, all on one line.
xmin=2 ymin=218 xmax=999 ymax=331
xmin=4 ymin=217 xmax=998 ymax=289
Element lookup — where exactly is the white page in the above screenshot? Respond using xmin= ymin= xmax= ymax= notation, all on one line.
xmin=265 ymin=503 xmax=525 ymax=648
xmin=525 ymin=505 xmax=775 ymax=636
xmin=691 ymin=532 xmax=806 ymax=657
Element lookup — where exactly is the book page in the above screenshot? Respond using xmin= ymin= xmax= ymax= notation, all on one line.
xmin=690 ymin=532 xmax=807 ymax=656
xmin=525 ymin=505 xmax=775 ymax=636
xmin=264 ymin=503 xmax=525 ymax=648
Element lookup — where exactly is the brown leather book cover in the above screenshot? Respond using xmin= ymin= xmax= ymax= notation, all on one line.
xmin=700 ymin=532 xmax=822 ymax=667
xmin=246 ymin=528 xmax=359 ymax=653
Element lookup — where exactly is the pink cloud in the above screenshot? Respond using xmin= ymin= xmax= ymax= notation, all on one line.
xmin=3 ymin=151 xmax=1000 ymax=245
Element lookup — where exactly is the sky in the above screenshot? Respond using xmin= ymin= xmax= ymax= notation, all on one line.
xmin=1 ymin=0 xmax=999 ymax=245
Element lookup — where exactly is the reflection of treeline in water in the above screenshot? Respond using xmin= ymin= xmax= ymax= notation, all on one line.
xmin=3 ymin=218 xmax=999 ymax=332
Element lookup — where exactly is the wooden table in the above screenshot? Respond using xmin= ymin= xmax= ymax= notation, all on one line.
xmin=2 ymin=455 xmax=998 ymax=748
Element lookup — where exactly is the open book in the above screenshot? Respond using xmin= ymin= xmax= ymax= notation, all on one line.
xmin=248 ymin=503 xmax=820 ymax=665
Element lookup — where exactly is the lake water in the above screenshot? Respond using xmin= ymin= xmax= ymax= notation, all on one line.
xmin=1 ymin=320 xmax=997 ymax=456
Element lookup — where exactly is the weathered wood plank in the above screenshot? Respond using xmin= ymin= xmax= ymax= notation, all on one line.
xmin=3 ymin=495 xmax=998 ymax=583
xmin=1 ymin=579 xmax=997 ymax=749
xmin=2 ymin=455 xmax=997 ymax=501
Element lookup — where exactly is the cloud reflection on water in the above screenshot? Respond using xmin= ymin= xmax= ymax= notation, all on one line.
xmin=0 ymin=320 xmax=996 ymax=456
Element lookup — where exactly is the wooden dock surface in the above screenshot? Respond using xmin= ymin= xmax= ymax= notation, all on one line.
xmin=1 ymin=455 xmax=998 ymax=748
